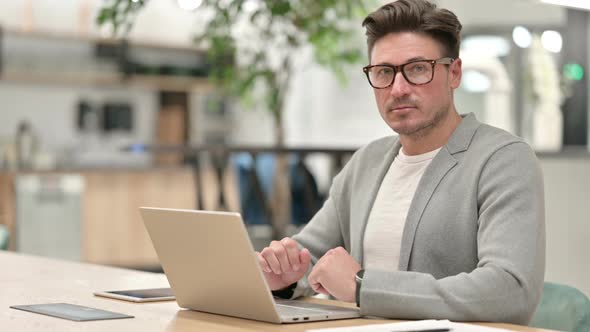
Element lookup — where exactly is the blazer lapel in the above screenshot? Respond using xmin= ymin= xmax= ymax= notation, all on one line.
xmin=398 ymin=113 xmax=480 ymax=271
xmin=398 ymin=149 xmax=457 ymax=270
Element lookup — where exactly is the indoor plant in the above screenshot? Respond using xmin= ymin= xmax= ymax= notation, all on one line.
xmin=97 ymin=0 xmax=371 ymax=238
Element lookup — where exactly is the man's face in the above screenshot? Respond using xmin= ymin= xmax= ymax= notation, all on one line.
xmin=370 ymin=32 xmax=462 ymax=137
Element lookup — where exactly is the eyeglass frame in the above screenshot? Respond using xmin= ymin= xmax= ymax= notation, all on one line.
xmin=362 ymin=57 xmax=455 ymax=89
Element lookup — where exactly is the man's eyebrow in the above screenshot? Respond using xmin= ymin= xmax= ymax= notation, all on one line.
xmin=372 ymin=56 xmax=430 ymax=66
xmin=405 ymin=56 xmax=429 ymax=62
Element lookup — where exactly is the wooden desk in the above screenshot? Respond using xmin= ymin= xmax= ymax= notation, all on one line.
xmin=0 ymin=252 xmax=554 ymax=331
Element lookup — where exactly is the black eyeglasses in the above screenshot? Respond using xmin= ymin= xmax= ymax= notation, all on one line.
xmin=363 ymin=57 xmax=455 ymax=89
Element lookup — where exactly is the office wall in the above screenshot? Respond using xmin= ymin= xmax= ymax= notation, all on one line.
xmin=0 ymin=83 xmax=157 ymax=167
xmin=588 ymin=16 xmax=590 ymax=151
xmin=541 ymin=157 xmax=590 ymax=298
xmin=0 ymin=83 xmax=157 ymax=144
xmin=0 ymin=0 xmax=198 ymax=46
xmin=437 ymin=0 xmax=565 ymax=27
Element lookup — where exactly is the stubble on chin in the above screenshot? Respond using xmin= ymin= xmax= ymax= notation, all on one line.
xmin=390 ymin=106 xmax=448 ymax=139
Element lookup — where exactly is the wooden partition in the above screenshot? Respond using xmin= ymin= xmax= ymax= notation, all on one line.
xmin=0 ymin=168 xmax=197 ymax=268
xmin=0 ymin=173 xmax=16 ymax=251
xmin=81 ymin=168 xmax=196 ymax=268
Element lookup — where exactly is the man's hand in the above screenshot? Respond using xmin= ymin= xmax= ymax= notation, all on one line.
xmin=257 ymin=237 xmax=311 ymax=291
xmin=308 ymin=247 xmax=360 ymax=302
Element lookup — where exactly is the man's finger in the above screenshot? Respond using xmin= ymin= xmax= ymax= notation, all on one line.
xmin=281 ymin=238 xmax=302 ymax=271
xmin=309 ymin=274 xmax=329 ymax=295
xmin=308 ymin=263 xmax=329 ymax=295
xmin=299 ymin=248 xmax=311 ymax=271
xmin=269 ymin=240 xmax=291 ymax=273
xmin=315 ymin=285 xmax=330 ymax=295
xmin=310 ymin=281 xmax=324 ymax=294
xmin=260 ymin=247 xmax=282 ymax=274
xmin=256 ymin=252 xmax=272 ymax=273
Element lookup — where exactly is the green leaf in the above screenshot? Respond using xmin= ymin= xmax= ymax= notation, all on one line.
xmin=269 ymin=1 xmax=291 ymax=16
xmin=96 ymin=8 xmax=113 ymax=25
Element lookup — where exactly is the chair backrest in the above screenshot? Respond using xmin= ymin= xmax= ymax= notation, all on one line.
xmin=233 ymin=153 xmax=323 ymax=225
xmin=530 ymin=282 xmax=590 ymax=332
xmin=0 ymin=224 xmax=9 ymax=250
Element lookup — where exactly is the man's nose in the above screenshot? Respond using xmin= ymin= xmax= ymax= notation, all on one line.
xmin=388 ymin=71 xmax=412 ymax=97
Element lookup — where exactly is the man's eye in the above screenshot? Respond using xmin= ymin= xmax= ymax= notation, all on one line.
xmin=408 ymin=64 xmax=427 ymax=73
xmin=376 ymin=67 xmax=393 ymax=76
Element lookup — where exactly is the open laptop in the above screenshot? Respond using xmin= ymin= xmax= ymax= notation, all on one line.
xmin=140 ymin=207 xmax=361 ymax=324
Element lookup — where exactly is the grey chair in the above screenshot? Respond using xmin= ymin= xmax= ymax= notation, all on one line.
xmin=530 ymin=282 xmax=590 ymax=332
xmin=0 ymin=224 xmax=9 ymax=250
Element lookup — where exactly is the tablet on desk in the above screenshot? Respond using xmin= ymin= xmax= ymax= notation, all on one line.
xmin=10 ymin=303 xmax=134 ymax=321
xmin=94 ymin=288 xmax=175 ymax=302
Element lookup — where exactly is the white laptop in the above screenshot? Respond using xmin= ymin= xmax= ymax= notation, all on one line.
xmin=140 ymin=207 xmax=361 ymax=324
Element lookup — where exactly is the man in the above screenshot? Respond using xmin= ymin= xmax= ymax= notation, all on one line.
xmin=257 ymin=0 xmax=545 ymax=325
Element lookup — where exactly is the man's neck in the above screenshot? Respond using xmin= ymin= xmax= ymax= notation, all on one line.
xmin=399 ymin=111 xmax=462 ymax=156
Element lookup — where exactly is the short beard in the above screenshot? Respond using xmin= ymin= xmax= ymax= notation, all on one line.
xmin=395 ymin=104 xmax=449 ymax=139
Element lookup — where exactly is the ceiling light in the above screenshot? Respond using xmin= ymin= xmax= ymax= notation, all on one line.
xmin=540 ymin=0 xmax=590 ymax=11
xmin=541 ymin=30 xmax=563 ymax=53
xmin=512 ymin=26 xmax=532 ymax=48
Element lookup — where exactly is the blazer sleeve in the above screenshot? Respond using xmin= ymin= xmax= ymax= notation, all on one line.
xmin=289 ymin=162 xmax=352 ymax=299
xmin=359 ymin=142 xmax=546 ymax=325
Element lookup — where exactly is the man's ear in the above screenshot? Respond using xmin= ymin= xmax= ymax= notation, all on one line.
xmin=449 ymin=57 xmax=462 ymax=89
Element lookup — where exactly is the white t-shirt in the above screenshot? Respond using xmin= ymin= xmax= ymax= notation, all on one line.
xmin=363 ymin=147 xmax=441 ymax=271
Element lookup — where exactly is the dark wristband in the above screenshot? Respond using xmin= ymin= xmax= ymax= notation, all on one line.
xmin=271 ymin=282 xmax=298 ymax=299
xmin=355 ymin=269 xmax=364 ymax=307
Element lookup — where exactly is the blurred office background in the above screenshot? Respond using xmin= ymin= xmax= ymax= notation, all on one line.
xmin=0 ymin=0 xmax=589 ymax=299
